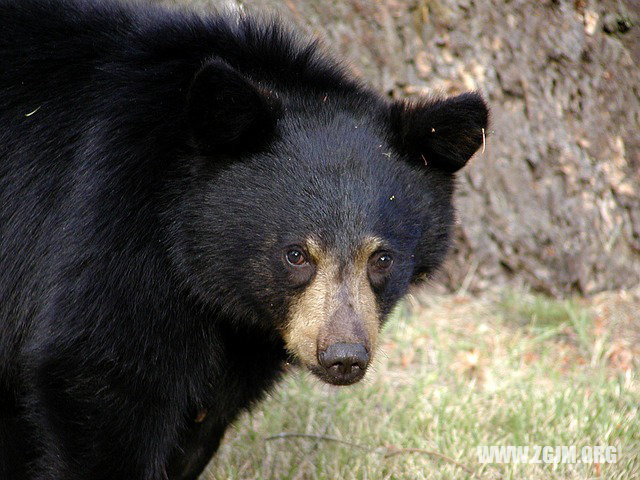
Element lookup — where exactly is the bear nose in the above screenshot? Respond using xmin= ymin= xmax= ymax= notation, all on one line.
xmin=318 ymin=343 xmax=369 ymax=385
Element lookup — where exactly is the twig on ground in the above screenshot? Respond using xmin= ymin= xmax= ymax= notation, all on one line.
xmin=265 ymin=433 xmax=371 ymax=452
xmin=384 ymin=446 xmax=475 ymax=475
xmin=265 ymin=433 xmax=478 ymax=476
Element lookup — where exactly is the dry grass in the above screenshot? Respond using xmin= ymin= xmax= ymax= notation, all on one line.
xmin=202 ymin=287 xmax=640 ymax=479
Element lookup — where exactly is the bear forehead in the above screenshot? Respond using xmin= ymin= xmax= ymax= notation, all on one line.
xmin=268 ymin=118 xmax=419 ymax=194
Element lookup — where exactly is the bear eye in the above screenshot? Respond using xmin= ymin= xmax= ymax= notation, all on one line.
xmin=370 ymin=252 xmax=393 ymax=272
xmin=286 ymin=248 xmax=308 ymax=266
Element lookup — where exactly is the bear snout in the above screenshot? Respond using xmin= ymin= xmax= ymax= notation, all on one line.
xmin=317 ymin=342 xmax=369 ymax=385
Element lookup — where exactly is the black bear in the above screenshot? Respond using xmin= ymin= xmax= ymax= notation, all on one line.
xmin=0 ymin=0 xmax=488 ymax=478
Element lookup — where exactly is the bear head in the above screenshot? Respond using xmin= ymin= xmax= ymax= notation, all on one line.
xmin=174 ymin=56 xmax=488 ymax=386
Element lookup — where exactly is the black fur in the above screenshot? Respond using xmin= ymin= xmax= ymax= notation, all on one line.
xmin=0 ymin=1 xmax=489 ymax=479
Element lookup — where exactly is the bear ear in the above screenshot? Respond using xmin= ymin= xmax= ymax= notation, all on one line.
xmin=186 ymin=58 xmax=281 ymax=153
xmin=390 ymin=92 xmax=489 ymax=173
